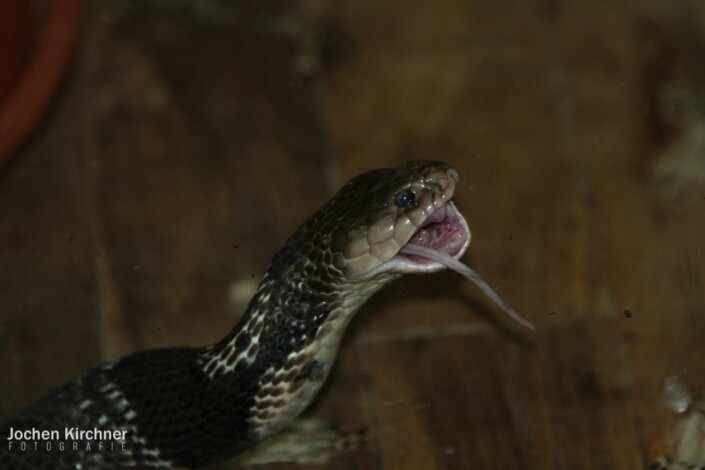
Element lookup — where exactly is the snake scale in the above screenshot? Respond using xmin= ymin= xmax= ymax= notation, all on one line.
xmin=1 ymin=161 xmax=525 ymax=469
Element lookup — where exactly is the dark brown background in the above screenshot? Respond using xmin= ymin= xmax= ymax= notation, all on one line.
xmin=2 ymin=1 xmax=705 ymax=468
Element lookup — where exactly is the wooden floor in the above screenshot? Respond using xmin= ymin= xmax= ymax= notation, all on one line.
xmin=2 ymin=1 xmax=705 ymax=468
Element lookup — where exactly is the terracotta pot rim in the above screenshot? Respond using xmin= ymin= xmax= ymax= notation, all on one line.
xmin=0 ymin=0 xmax=83 ymax=169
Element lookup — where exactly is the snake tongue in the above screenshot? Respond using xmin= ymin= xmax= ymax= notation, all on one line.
xmin=399 ymin=243 xmax=535 ymax=330
xmin=396 ymin=202 xmax=534 ymax=330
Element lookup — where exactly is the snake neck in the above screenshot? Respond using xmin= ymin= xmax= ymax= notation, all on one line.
xmin=201 ymin=249 xmax=397 ymax=380
xmin=198 ymin=254 xmax=395 ymax=441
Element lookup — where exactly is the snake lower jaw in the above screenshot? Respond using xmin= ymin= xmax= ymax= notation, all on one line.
xmin=362 ymin=201 xmax=471 ymax=278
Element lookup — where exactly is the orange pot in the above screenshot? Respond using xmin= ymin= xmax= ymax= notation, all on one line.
xmin=0 ymin=0 xmax=83 ymax=168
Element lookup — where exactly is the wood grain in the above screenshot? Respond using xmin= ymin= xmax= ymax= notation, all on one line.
xmin=2 ymin=0 xmax=705 ymax=467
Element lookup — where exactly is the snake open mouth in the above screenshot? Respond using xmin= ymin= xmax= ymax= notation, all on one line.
xmin=398 ymin=201 xmax=470 ymax=269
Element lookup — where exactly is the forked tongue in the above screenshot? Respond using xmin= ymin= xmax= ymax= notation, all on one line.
xmin=400 ymin=243 xmax=535 ymax=330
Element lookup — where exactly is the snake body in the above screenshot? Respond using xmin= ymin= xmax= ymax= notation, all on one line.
xmin=0 ymin=161 xmax=470 ymax=469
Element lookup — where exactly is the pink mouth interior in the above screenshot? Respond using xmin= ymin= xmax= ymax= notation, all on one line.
xmin=399 ymin=203 xmax=469 ymax=264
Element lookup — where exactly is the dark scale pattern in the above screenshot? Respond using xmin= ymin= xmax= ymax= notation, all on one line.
xmin=105 ymin=348 xmax=260 ymax=467
xmin=0 ymin=346 xmax=268 ymax=469
xmin=0 ymin=161 xmax=457 ymax=469
xmin=0 ymin=378 xmax=136 ymax=470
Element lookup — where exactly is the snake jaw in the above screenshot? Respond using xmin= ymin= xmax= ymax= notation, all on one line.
xmin=393 ymin=201 xmax=471 ymax=273
xmin=360 ymin=200 xmax=471 ymax=278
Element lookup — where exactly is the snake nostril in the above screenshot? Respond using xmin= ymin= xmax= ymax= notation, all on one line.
xmin=426 ymin=181 xmax=444 ymax=193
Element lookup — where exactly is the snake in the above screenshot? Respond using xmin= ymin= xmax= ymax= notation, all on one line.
xmin=0 ymin=160 xmax=533 ymax=469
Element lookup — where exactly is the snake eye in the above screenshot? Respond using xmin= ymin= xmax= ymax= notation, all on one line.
xmin=394 ymin=189 xmax=416 ymax=208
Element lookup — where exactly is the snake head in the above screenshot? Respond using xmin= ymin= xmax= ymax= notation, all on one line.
xmin=327 ymin=160 xmax=471 ymax=280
